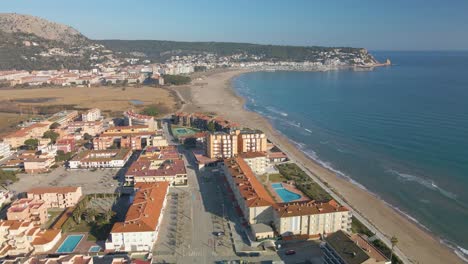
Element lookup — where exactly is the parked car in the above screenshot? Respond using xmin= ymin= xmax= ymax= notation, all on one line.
xmin=285 ymin=249 xmax=296 ymax=255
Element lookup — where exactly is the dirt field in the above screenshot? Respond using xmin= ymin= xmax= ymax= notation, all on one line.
xmin=0 ymin=85 xmax=179 ymax=113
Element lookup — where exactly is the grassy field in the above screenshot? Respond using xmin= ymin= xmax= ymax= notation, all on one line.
xmin=259 ymin=173 xmax=287 ymax=183
xmin=0 ymin=85 xmax=178 ymax=114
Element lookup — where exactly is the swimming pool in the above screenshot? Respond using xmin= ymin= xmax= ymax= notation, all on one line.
xmin=89 ymin=245 xmax=101 ymax=252
xmin=56 ymin=234 xmax=84 ymax=253
xmin=272 ymin=183 xmax=301 ymax=202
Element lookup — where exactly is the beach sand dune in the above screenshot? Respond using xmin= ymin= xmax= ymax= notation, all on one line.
xmin=170 ymin=69 xmax=464 ymax=264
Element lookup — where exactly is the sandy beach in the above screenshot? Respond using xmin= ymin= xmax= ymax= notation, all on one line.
xmin=170 ymin=69 xmax=464 ymax=264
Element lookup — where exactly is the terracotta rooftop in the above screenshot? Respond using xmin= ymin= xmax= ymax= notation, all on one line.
xmin=275 ymin=199 xmax=349 ymax=217
xmin=224 ymin=157 xmax=275 ymax=207
xmin=111 ymin=182 xmax=169 ymax=233
xmin=240 ymin=151 xmax=267 ymax=159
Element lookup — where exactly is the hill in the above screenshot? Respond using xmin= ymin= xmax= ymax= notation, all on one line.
xmin=0 ymin=13 xmax=377 ymax=70
xmin=97 ymin=39 xmax=375 ymax=63
xmin=0 ymin=13 xmax=87 ymax=44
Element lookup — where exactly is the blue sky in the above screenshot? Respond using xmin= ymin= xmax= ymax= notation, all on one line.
xmin=2 ymin=0 xmax=468 ymax=50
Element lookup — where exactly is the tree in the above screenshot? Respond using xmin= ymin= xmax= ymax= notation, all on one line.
xmin=142 ymin=106 xmax=158 ymax=117
xmin=390 ymin=235 xmax=398 ymax=263
xmin=43 ymin=130 xmax=60 ymax=143
xmin=84 ymin=208 xmax=98 ymax=223
xmin=83 ymin=133 xmax=93 ymax=141
xmin=24 ymin=138 xmax=39 ymax=150
xmin=49 ymin=122 xmax=60 ymax=129
xmin=207 ymin=121 xmax=216 ymax=132
xmin=104 ymin=210 xmax=116 ymax=222
xmin=72 ymin=208 xmax=82 ymax=224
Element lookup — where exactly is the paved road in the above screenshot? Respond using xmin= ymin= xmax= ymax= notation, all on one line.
xmin=273 ymin=141 xmax=410 ymax=264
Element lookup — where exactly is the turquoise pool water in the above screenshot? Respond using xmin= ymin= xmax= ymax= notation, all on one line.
xmin=56 ymin=234 xmax=84 ymax=253
xmin=176 ymin=128 xmax=189 ymax=134
xmin=89 ymin=245 xmax=101 ymax=252
xmin=272 ymin=183 xmax=301 ymax=202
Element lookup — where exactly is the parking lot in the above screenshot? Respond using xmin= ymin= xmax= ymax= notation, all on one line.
xmin=9 ymin=166 xmax=123 ymax=194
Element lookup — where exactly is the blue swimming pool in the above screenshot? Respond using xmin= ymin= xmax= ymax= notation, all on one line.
xmin=89 ymin=245 xmax=101 ymax=252
xmin=56 ymin=234 xmax=84 ymax=253
xmin=272 ymin=183 xmax=301 ymax=202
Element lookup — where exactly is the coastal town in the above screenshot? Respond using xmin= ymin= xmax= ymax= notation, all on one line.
xmin=0 ymin=47 xmax=384 ymax=88
xmin=0 ymin=98 xmax=398 ymax=264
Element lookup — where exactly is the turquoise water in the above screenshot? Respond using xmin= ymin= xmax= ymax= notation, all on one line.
xmin=89 ymin=245 xmax=101 ymax=252
xmin=56 ymin=234 xmax=84 ymax=253
xmin=272 ymin=183 xmax=301 ymax=202
xmin=233 ymin=51 xmax=468 ymax=259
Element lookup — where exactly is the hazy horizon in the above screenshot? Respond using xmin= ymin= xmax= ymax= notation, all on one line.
xmin=2 ymin=0 xmax=468 ymax=51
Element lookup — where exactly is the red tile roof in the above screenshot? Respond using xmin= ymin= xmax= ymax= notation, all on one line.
xmin=111 ymin=182 xmax=169 ymax=233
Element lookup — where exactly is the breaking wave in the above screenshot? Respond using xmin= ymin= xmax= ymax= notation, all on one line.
xmin=387 ymin=170 xmax=458 ymax=200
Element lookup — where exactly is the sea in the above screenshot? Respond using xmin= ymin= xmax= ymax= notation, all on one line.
xmin=232 ymin=51 xmax=468 ymax=261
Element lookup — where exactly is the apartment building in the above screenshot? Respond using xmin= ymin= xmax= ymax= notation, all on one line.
xmin=239 ymin=152 xmax=269 ymax=175
xmin=207 ymin=132 xmax=238 ymax=159
xmin=23 ymin=156 xmax=55 ymax=174
xmin=27 ymin=186 xmax=83 ymax=208
xmin=7 ymin=198 xmax=48 ymax=225
xmin=93 ymin=126 xmax=155 ymax=150
xmin=81 ymin=108 xmax=102 ymax=122
xmin=106 ymin=182 xmax=169 ymax=252
xmin=48 ymin=110 xmax=79 ymax=125
xmin=2 ymin=122 xmax=50 ymax=148
xmin=69 ymin=148 xmax=132 ymax=169
xmin=223 ymin=157 xmax=275 ymax=225
xmin=56 ymin=138 xmax=76 ymax=153
xmin=238 ymin=129 xmax=268 ymax=153
xmin=0 ymin=142 xmax=11 ymax=159
xmin=0 ymin=220 xmax=62 ymax=257
xmin=124 ymin=110 xmax=158 ymax=131
xmin=66 ymin=121 xmax=104 ymax=136
xmin=125 ymin=146 xmax=187 ymax=186
xmin=322 ymin=230 xmax=390 ymax=264
xmin=274 ymin=200 xmax=351 ymax=238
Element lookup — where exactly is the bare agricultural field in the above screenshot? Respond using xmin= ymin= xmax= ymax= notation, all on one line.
xmin=0 ymin=85 xmax=179 ymax=114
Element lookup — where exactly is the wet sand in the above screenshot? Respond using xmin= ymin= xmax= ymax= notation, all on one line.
xmin=170 ymin=69 xmax=464 ymax=264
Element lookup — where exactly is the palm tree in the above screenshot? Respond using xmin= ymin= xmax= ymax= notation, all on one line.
xmin=390 ymin=235 xmax=398 ymax=263
xmin=72 ymin=208 xmax=82 ymax=224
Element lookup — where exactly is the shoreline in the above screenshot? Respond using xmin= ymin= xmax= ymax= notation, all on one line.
xmin=171 ymin=69 xmax=465 ymax=264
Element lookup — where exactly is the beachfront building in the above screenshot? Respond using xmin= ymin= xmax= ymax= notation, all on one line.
xmin=81 ymin=108 xmax=102 ymax=122
xmin=93 ymin=126 xmax=155 ymax=150
xmin=207 ymin=132 xmax=238 ymax=159
xmin=239 ymin=152 xmax=269 ymax=175
xmin=223 ymin=157 xmax=275 ymax=225
xmin=69 ymin=148 xmax=132 ymax=169
xmin=27 ymin=186 xmax=83 ymax=209
xmin=322 ymin=230 xmax=390 ymax=264
xmin=274 ymin=200 xmax=351 ymax=238
xmin=124 ymin=110 xmax=158 ymax=131
xmin=1 ymin=122 xmax=50 ymax=148
xmin=125 ymin=146 xmax=187 ymax=186
xmin=0 ymin=142 xmax=12 ymax=159
xmin=7 ymin=198 xmax=48 ymax=225
xmin=238 ymin=129 xmax=268 ymax=153
xmin=106 ymin=182 xmax=169 ymax=252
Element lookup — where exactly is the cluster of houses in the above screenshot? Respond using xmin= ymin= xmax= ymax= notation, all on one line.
xmin=0 ymin=107 xmax=390 ymax=264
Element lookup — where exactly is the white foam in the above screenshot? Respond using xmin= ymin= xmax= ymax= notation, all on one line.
xmin=304 ymin=128 xmax=312 ymax=133
xmin=266 ymin=106 xmax=288 ymax=117
xmin=387 ymin=169 xmax=458 ymax=200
